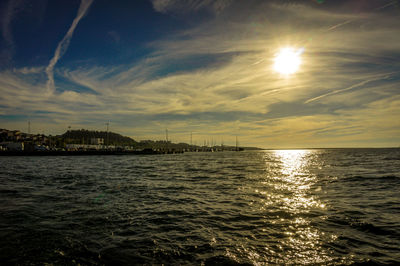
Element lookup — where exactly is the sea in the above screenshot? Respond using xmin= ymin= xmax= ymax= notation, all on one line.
xmin=0 ymin=149 xmax=399 ymax=265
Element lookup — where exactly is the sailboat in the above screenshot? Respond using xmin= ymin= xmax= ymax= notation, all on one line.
xmin=236 ymin=136 xmax=244 ymax=151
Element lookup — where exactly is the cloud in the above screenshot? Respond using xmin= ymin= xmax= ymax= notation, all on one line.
xmin=13 ymin=66 xmax=45 ymax=75
xmin=107 ymin=31 xmax=121 ymax=44
xmin=151 ymin=0 xmax=232 ymax=14
xmin=0 ymin=0 xmax=26 ymax=66
xmin=52 ymin=1 xmax=398 ymax=139
xmin=1 ymin=1 xmax=400 ymax=147
xmin=0 ymin=0 xmax=47 ymax=67
xmin=45 ymin=0 xmax=94 ymax=94
xmin=304 ymin=72 xmax=397 ymax=104
xmin=0 ymin=0 xmax=22 ymax=47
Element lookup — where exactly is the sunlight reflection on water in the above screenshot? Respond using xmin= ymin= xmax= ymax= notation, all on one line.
xmin=1 ymin=150 xmax=399 ymax=264
xmin=274 ymin=150 xmax=326 ymax=210
xmin=257 ymin=150 xmax=334 ymax=264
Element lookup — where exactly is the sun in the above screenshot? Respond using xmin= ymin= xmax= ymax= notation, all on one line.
xmin=273 ymin=47 xmax=303 ymax=75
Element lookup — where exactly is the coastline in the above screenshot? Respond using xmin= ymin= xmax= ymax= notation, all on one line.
xmin=0 ymin=149 xmax=181 ymax=156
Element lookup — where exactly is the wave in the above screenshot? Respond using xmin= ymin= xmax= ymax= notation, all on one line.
xmin=344 ymin=175 xmax=399 ymax=182
xmin=327 ymin=216 xmax=397 ymax=236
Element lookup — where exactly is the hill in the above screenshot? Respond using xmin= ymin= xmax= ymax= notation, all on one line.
xmin=62 ymin=129 xmax=137 ymax=146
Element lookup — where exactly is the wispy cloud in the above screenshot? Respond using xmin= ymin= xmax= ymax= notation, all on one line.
xmin=0 ymin=0 xmax=25 ymax=66
xmin=45 ymin=0 xmax=94 ymax=94
xmin=1 ymin=1 xmax=399 ymax=147
xmin=52 ymin=2 xmax=400 ymax=143
xmin=13 ymin=66 xmax=44 ymax=75
xmin=107 ymin=31 xmax=121 ymax=44
xmin=304 ymin=72 xmax=397 ymax=104
xmin=0 ymin=0 xmax=47 ymax=67
xmin=151 ymin=0 xmax=232 ymax=14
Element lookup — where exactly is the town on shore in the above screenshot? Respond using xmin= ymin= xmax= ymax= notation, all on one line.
xmin=0 ymin=128 xmax=260 ymax=155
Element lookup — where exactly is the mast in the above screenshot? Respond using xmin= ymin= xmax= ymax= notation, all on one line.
xmin=166 ymin=128 xmax=169 ymax=151
xmin=236 ymin=136 xmax=238 ymax=151
xmin=106 ymin=122 xmax=110 ymax=148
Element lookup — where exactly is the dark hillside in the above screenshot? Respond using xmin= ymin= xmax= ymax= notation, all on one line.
xmin=62 ymin=129 xmax=137 ymax=146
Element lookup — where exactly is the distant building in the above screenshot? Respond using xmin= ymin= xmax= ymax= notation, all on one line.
xmin=90 ymin=138 xmax=104 ymax=145
xmin=66 ymin=144 xmax=112 ymax=151
xmin=0 ymin=142 xmax=24 ymax=151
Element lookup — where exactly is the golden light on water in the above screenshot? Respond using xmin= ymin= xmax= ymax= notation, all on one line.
xmin=273 ymin=47 xmax=303 ymax=75
xmin=264 ymin=150 xmax=332 ymax=264
xmin=233 ymin=150 xmax=337 ymax=264
xmin=273 ymin=150 xmax=325 ymax=211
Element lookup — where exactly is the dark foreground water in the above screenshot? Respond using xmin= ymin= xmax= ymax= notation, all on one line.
xmin=0 ymin=149 xmax=399 ymax=265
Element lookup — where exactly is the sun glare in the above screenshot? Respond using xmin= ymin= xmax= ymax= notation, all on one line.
xmin=273 ymin=47 xmax=303 ymax=75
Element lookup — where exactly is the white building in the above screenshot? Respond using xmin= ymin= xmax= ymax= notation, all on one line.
xmin=90 ymin=138 xmax=104 ymax=145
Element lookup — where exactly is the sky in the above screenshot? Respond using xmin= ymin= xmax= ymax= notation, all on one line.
xmin=0 ymin=0 xmax=399 ymax=148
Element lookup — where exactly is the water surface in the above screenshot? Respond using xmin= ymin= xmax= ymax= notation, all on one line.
xmin=1 ymin=149 xmax=399 ymax=264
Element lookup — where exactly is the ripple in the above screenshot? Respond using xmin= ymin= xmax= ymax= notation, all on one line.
xmin=0 ymin=149 xmax=399 ymax=264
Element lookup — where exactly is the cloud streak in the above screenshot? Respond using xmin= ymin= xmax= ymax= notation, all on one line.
xmin=304 ymin=72 xmax=397 ymax=104
xmin=0 ymin=0 xmax=25 ymax=66
xmin=1 ymin=1 xmax=399 ymax=147
xmin=45 ymin=0 xmax=93 ymax=94
xmin=151 ymin=0 xmax=232 ymax=14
